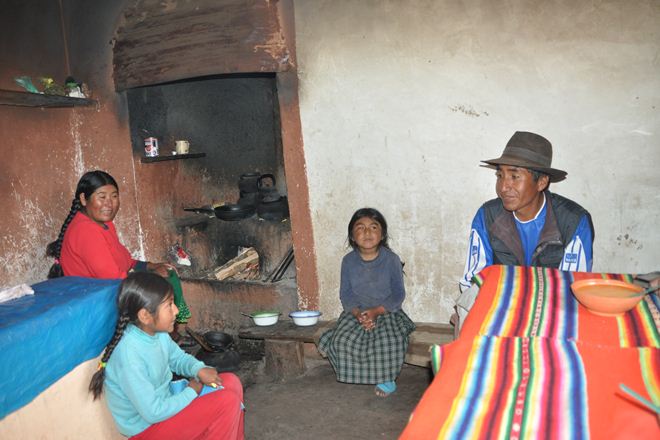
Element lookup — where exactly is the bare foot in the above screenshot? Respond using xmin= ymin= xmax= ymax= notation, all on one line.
xmin=375 ymin=386 xmax=390 ymax=398
xmin=375 ymin=382 xmax=396 ymax=397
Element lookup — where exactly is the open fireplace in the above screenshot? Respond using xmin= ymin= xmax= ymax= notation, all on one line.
xmin=125 ymin=73 xmax=298 ymax=332
xmin=113 ymin=0 xmax=318 ymax=335
xmin=126 ymin=73 xmax=294 ymax=282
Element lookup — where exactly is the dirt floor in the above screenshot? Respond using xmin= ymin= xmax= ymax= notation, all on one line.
xmin=242 ymin=360 xmax=433 ymax=440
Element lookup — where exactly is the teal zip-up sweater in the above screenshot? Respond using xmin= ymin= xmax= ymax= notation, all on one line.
xmin=104 ymin=324 xmax=205 ymax=436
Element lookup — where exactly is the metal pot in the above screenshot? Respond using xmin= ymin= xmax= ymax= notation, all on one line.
xmin=195 ymin=348 xmax=241 ymax=373
xmin=257 ymin=196 xmax=289 ymax=221
xmin=257 ymin=174 xmax=280 ymax=203
xmin=238 ymin=173 xmax=262 ymax=193
xmin=203 ymin=331 xmax=234 ymax=352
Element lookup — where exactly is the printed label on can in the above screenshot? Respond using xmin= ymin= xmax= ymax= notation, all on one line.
xmin=144 ymin=137 xmax=159 ymax=157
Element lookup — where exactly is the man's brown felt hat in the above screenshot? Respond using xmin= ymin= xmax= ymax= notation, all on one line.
xmin=481 ymin=131 xmax=567 ymax=183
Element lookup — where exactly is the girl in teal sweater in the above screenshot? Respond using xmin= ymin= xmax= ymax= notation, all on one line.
xmin=89 ymin=273 xmax=244 ymax=439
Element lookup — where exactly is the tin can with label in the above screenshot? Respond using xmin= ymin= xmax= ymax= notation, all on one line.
xmin=144 ymin=137 xmax=159 ymax=157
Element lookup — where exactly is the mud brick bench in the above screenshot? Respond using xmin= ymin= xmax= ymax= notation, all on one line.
xmin=238 ymin=321 xmax=454 ymax=380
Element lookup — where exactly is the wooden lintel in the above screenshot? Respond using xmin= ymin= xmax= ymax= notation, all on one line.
xmin=113 ymin=0 xmax=292 ymax=90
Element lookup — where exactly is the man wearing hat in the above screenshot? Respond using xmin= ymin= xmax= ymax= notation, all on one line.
xmin=455 ymin=131 xmax=594 ymax=331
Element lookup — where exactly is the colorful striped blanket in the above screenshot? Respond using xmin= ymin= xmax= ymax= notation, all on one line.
xmin=401 ymin=265 xmax=660 ymax=439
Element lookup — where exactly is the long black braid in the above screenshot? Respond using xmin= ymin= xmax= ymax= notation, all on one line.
xmin=46 ymin=198 xmax=81 ymax=278
xmin=89 ymin=314 xmax=129 ymax=400
xmin=46 ymin=170 xmax=118 ymax=279
xmin=88 ymin=273 xmax=173 ymax=400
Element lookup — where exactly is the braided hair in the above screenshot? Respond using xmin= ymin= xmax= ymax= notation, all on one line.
xmin=89 ymin=272 xmax=173 ymax=400
xmin=46 ymin=171 xmax=118 ymax=278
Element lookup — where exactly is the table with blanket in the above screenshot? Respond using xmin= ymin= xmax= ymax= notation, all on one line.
xmin=0 ymin=277 xmax=119 ymax=419
xmin=400 ymin=265 xmax=660 ymax=439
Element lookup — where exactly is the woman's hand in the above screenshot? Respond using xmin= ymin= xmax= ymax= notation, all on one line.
xmin=187 ymin=378 xmax=203 ymax=395
xmin=197 ymin=367 xmax=222 ymax=387
xmin=147 ymin=262 xmax=176 ymax=277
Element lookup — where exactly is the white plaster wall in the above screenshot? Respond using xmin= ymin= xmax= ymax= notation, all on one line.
xmin=294 ymin=0 xmax=660 ymax=322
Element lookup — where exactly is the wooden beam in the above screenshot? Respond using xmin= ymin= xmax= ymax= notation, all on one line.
xmin=113 ymin=0 xmax=292 ymax=90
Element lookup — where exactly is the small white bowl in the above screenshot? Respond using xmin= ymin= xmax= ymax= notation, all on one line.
xmin=290 ymin=310 xmax=322 ymax=326
xmin=250 ymin=311 xmax=280 ymax=326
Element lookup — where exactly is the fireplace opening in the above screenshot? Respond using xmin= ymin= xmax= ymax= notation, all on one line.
xmin=126 ymin=73 xmax=294 ymax=284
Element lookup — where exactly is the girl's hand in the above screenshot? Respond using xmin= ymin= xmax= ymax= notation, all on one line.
xmin=361 ymin=306 xmax=386 ymax=322
xmin=187 ymin=379 xmax=203 ymax=395
xmin=359 ymin=311 xmax=375 ymax=331
xmin=353 ymin=308 xmax=373 ymax=331
xmin=360 ymin=316 xmax=375 ymax=331
xmin=197 ymin=367 xmax=221 ymax=387
xmin=360 ymin=306 xmax=386 ymax=331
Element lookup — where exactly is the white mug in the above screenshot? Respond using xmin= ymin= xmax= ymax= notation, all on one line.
xmin=175 ymin=140 xmax=190 ymax=154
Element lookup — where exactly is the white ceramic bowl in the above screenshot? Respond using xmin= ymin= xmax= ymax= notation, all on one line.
xmin=250 ymin=311 xmax=280 ymax=326
xmin=290 ymin=310 xmax=322 ymax=326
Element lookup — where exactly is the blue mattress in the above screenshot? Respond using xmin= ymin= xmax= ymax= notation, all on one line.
xmin=0 ymin=277 xmax=120 ymax=419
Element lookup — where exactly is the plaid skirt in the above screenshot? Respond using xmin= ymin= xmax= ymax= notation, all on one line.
xmin=318 ymin=310 xmax=415 ymax=384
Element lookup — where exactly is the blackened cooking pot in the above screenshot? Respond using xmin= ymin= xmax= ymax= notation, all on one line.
xmin=257 ymin=196 xmax=289 ymax=221
xmin=195 ymin=348 xmax=241 ymax=373
xmin=238 ymin=173 xmax=262 ymax=194
xmin=204 ymin=331 xmax=234 ymax=352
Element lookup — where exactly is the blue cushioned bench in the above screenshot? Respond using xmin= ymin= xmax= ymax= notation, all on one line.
xmin=0 ymin=277 xmax=120 ymax=419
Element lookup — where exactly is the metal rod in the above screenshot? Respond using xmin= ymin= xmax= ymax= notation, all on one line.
xmin=272 ymin=249 xmax=294 ymax=282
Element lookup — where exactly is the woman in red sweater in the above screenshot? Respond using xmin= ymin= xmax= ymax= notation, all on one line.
xmin=46 ymin=170 xmax=172 ymax=279
xmin=46 ymin=171 xmax=191 ymax=339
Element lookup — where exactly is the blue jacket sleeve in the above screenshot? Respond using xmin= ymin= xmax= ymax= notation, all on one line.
xmin=559 ymin=214 xmax=593 ymax=272
xmin=459 ymin=208 xmax=493 ymax=292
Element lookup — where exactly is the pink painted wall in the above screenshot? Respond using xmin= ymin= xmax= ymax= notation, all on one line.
xmin=0 ymin=1 xmax=144 ymax=287
xmin=1 ymin=1 xmax=318 ymax=309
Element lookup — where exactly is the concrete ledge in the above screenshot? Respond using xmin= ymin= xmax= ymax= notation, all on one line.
xmin=181 ymin=278 xmax=298 ymax=331
xmin=0 ymin=356 xmax=122 ymax=439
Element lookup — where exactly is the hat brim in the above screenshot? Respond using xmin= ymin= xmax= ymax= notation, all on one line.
xmin=481 ymin=157 xmax=567 ymax=183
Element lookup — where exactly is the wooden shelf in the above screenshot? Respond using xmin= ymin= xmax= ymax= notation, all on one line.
xmin=140 ymin=152 xmax=206 ymax=163
xmin=0 ymin=89 xmax=96 ymax=107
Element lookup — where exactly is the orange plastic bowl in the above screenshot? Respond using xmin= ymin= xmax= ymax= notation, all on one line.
xmin=571 ymin=279 xmax=644 ymax=316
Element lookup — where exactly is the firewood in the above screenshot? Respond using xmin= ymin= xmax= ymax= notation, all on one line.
xmin=213 ymin=247 xmax=259 ymax=281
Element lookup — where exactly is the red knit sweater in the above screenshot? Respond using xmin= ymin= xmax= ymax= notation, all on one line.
xmin=60 ymin=212 xmax=137 ymax=279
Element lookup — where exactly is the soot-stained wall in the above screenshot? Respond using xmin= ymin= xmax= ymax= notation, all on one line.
xmin=127 ymin=74 xmax=286 ymax=202
xmin=126 ymin=74 xmax=290 ymax=274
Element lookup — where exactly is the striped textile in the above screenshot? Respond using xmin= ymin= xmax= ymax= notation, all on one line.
xmin=638 ymin=347 xmax=660 ymax=408
xmin=438 ymin=336 xmax=589 ymax=440
xmin=400 ymin=265 xmax=660 ymax=440
xmin=478 ymin=266 xmax=581 ymax=340
xmin=616 ymin=295 xmax=660 ymax=348
xmin=318 ymin=310 xmax=415 ymax=384
xmin=477 ymin=266 xmax=659 ymax=348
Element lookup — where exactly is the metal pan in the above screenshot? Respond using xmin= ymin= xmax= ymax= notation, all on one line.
xmin=214 ymin=204 xmax=255 ymax=221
